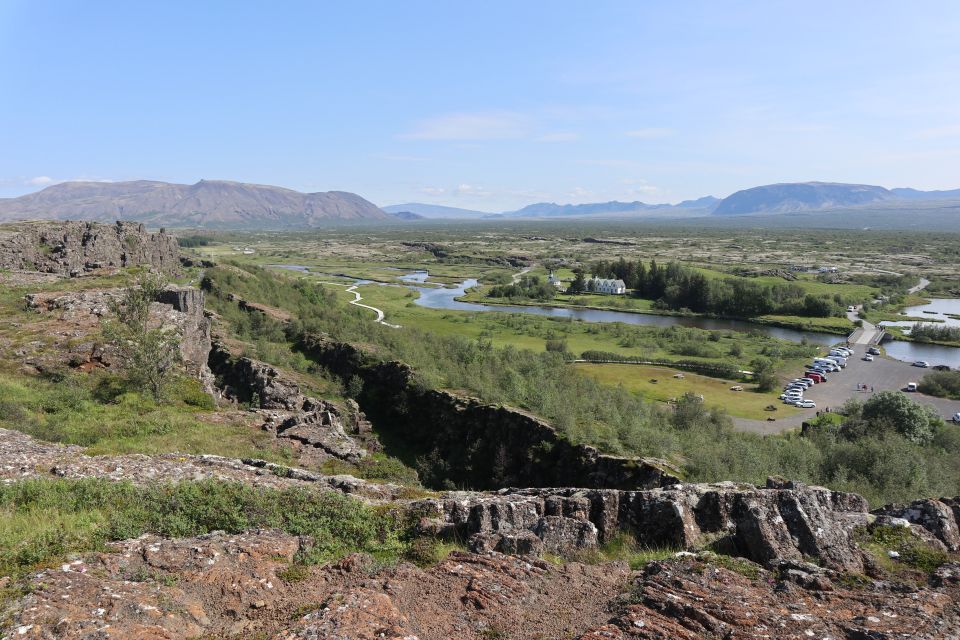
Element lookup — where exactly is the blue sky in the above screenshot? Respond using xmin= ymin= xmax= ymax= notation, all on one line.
xmin=1 ymin=1 xmax=959 ymax=210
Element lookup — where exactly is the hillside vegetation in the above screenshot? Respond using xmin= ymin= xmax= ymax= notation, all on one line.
xmin=203 ymin=263 xmax=960 ymax=505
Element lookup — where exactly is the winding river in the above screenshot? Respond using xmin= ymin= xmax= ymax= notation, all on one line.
xmin=270 ymin=265 xmax=960 ymax=367
xmin=410 ymin=277 xmax=960 ymax=367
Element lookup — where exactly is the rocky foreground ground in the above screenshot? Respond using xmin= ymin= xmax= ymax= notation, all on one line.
xmin=3 ymin=424 xmax=960 ymax=638
xmin=4 ymin=528 xmax=959 ymax=639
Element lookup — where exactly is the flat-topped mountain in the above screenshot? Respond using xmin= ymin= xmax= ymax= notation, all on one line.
xmin=0 ymin=179 xmax=388 ymax=228
xmin=712 ymin=182 xmax=896 ymax=215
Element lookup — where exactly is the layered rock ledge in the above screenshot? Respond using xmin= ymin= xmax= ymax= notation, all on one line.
xmin=0 ymin=220 xmax=179 ymax=276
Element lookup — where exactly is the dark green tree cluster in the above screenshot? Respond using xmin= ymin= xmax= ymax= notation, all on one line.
xmin=589 ymin=258 xmax=850 ymax=317
xmin=487 ymin=275 xmax=556 ymax=301
xmin=918 ymin=370 xmax=960 ymax=400
xmin=910 ymin=323 xmax=960 ymax=344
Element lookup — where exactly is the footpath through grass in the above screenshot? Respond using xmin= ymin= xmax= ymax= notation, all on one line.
xmin=573 ymin=363 xmax=802 ymax=421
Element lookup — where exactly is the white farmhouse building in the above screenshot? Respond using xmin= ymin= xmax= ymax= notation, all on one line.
xmin=588 ymin=277 xmax=627 ymax=295
xmin=548 ymin=271 xmax=564 ymax=289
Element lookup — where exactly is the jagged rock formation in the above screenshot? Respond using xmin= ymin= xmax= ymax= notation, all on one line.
xmin=0 ymin=427 xmax=401 ymax=501
xmin=298 ymin=335 xmax=680 ymax=491
xmin=208 ymin=341 xmax=373 ymax=464
xmin=414 ymin=479 xmax=875 ymax=570
xmin=23 ymin=284 xmax=214 ymax=391
xmin=5 ymin=530 xmax=958 ymax=639
xmin=0 ymin=220 xmax=179 ymax=275
xmin=874 ymin=497 xmax=960 ymax=552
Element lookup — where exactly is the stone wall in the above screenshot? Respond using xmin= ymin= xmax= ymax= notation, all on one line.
xmin=0 ymin=220 xmax=179 ymax=275
xmin=297 ymin=334 xmax=680 ymax=491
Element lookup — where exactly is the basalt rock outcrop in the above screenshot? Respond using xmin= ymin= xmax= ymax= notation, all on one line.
xmin=873 ymin=496 xmax=960 ymax=552
xmin=208 ymin=341 xmax=373 ymax=464
xmin=413 ymin=479 xmax=875 ymax=571
xmin=23 ymin=284 xmax=214 ymax=391
xmin=297 ymin=334 xmax=680 ymax=491
xmin=0 ymin=220 xmax=179 ymax=276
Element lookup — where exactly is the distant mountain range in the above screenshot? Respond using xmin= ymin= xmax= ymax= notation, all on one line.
xmin=0 ymin=180 xmax=388 ymax=228
xmin=2 ymin=179 xmax=959 ymax=229
xmin=382 ymin=203 xmax=489 ymax=219
xmin=389 ymin=182 xmax=960 ymax=220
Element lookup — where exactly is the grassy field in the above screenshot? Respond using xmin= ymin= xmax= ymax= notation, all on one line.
xmin=573 ymin=363 xmax=802 ymax=420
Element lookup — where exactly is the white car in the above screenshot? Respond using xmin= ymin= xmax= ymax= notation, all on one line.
xmin=794 ymin=400 xmax=816 ymax=408
xmin=847 ymin=306 xmax=856 ymax=312
xmin=913 ymin=361 xmax=930 ymax=368
xmin=906 ymin=382 xmax=918 ymax=392
xmin=953 ymin=413 xmax=960 ymax=424
xmin=780 ymin=393 xmax=803 ymax=401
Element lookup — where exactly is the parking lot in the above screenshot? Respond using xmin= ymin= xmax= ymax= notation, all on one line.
xmin=733 ymin=350 xmax=960 ymax=435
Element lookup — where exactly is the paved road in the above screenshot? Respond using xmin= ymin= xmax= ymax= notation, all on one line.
xmin=733 ymin=349 xmax=960 ymax=434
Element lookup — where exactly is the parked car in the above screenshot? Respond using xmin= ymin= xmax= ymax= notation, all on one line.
xmin=830 ymin=348 xmax=852 ymax=356
xmin=913 ymin=361 xmax=930 ymax=368
xmin=847 ymin=306 xmax=856 ymax=312
xmin=805 ymin=372 xmax=827 ymax=382
xmin=906 ymin=382 xmax=918 ymax=392
xmin=801 ymin=377 xmax=818 ymax=385
xmin=867 ymin=347 xmax=881 ymax=355
xmin=953 ymin=412 xmax=960 ymax=424
xmin=863 ymin=354 xmax=874 ymax=361
xmin=780 ymin=392 xmax=803 ymax=401
xmin=794 ymin=400 xmax=816 ymax=409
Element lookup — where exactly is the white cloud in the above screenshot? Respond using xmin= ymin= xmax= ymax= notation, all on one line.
xmin=537 ymin=131 xmax=580 ymax=142
xmin=568 ymin=186 xmax=591 ymax=198
xmin=914 ymin=124 xmax=960 ymax=139
xmin=419 ymin=186 xmax=446 ymax=196
xmin=399 ymin=111 xmax=528 ymax=141
xmin=27 ymin=176 xmax=54 ymax=186
xmin=454 ymin=183 xmax=493 ymax=197
xmin=625 ymin=127 xmax=673 ymax=139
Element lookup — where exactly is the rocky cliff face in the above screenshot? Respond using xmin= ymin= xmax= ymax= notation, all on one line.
xmin=23 ymin=284 xmax=214 ymax=391
xmin=208 ymin=341 xmax=375 ymax=464
xmin=297 ymin=334 xmax=680 ymax=491
xmin=413 ymin=479 xmax=874 ymax=570
xmin=0 ymin=220 xmax=179 ymax=275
